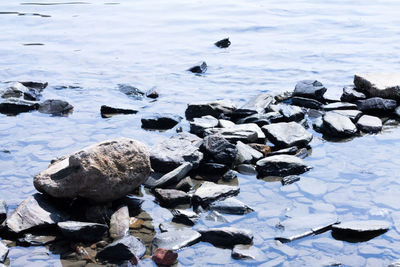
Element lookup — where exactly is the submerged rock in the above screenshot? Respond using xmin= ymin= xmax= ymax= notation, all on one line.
xmin=38 ymin=99 xmax=73 ymax=115
xmin=152 ymin=229 xmax=201 ymax=251
xmin=199 ymin=227 xmax=253 ymax=247
xmin=193 ymin=181 xmax=240 ymax=205
xmin=190 ymin=115 xmax=219 ymax=135
xmin=171 ymin=209 xmax=200 ymax=226
xmin=332 ymin=220 xmax=390 ymax=242
xmin=291 ymin=96 xmax=323 ymax=109
xmin=232 ymin=244 xmax=266 ymax=261
xmin=97 ymin=235 xmax=146 ymax=261
xmin=154 ymin=188 xmax=191 ymax=207
xmin=356 ymin=97 xmax=397 ymax=113
xmin=58 ymin=221 xmax=108 ymax=242
xmin=340 ymin=85 xmax=366 ymax=102
xmin=185 ymin=100 xmax=236 ymax=120
xmin=293 ymin=80 xmax=327 ymax=100
xmin=188 ymin=61 xmax=207 ymax=74
xmin=100 ymin=105 xmax=137 ymax=118
xmin=34 ymin=138 xmax=151 ymax=202
xmin=215 ymin=38 xmax=231 ymax=48
xmin=203 ymin=135 xmax=238 ymax=165
xmin=256 ymin=155 xmax=311 ymax=177
xmin=141 ymin=113 xmax=182 ymax=130
xmin=109 ymin=205 xmax=130 ymax=240
xmin=356 ymin=115 xmax=382 ymax=133
xmin=0 ymin=97 xmax=39 ymax=115
xmin=0 ymin=242 xmax=8 ymax=263
xmin=354 ymin=73 xmax=400 ymax=100
xmin=321 ymin=112 xmax=357 ymax=137
xmin=209 ymin=197 xmax=254 ymax=215
xmin=262 ymin=122 xmax=312 ymax=148
xmin=152 ymin=248 xmax=178 ymax=266
xmin=118 ymin=84 xmax=144 ymax=99
xmin=281 ymin=175 xmax=300 ymax=185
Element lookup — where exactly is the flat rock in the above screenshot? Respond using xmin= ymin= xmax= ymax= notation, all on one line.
xmin=332 ymin=220 xmax=390 ymax=234
xmin=109 ymin=205 xmax=130 ymax=240
xmin=203 ymin=135 xmax=238 ymax=165
xmin=118 ymin=84 xmax=144 ymax=99
xmin=323 ymin=102 xmax=357 ymax=111
xmin=58 ymin=221 xmax=108 ymax=242
xmin=190 ymin=115 xmax=219 ymax=136
xmin=321 ymin=112 xmax=357 ymax=137
xmin=256 ymin=155 xmax=312 ymax=177
xmin=232 ymin=244 xmax=266 ymax=261
xmin=215 ymin=38 xmax=231 ymax=48
xmin=268 ymin=146 xmax=298 ymax=156
xmin=146 ymin=162 xmax=193 ymax=188
xmin=171 ymin=209 xmax=200 ymax=226
xmin=356 ymin=97 xmax=397 ymax=113
xmin=0 ymin=200 xmax=7 ymax=224
xmin=141 ymin=113 xmax=182 ymax=130
xmin=291 ymin=96 xmax=323 ymax=109
xmin=193 ymin=181 xmax=240 ymax=205
xmin=354 ymin=73 xmax=400 ymax=100
xmin=0 ymin=242 xmax=8 ymax=263
xmin=34 ymin=138 xmax=151 ymax=202
xmin=97 ymin=235 xmax=146 ymax=261
xmin=205 ymin=211 xmax=229 ymax=223
xmin=100 ymin=105 xmax=137 ymax=118
xmin=356 ymin=115 xmax=382 ymax=133
xmin=0 ymin=97 xmax=39 ymax=115
xmin=233 ymin=93 xmax=274 ymax=118
xmin=152 ymin=229 xmax=201 ymax=251
xmin=204 ymin=128 xmax=258 ymax=143
xmin=188 ymin=61 xmax=207 ymax=74
xmin=199 ymin=227 xmax=253 ymax=247
xmin=209 ymin=197 xmax=253 ymax=215
xmin=38 ymin=99 xmax=73 ymax=115
xmin=198 ymin=162 xmax=229 ymax=175
xmin=293 ymin=80 xmax=327 ymax=100
xmin=278 ymin=104 xmax=305 ymax=122
xmin=331 ymin=109 xmax=362 ymax=122
xmin=5 ymin=193 xmax=69 ymax=234
xmin=262 ymin=122 xmax=312 ymax=148
xmin=154 ymin=189 xmax=191 ymax=207
xmin=185 ymin=100 xmax=236 ymax=120
xmin=218 ymin=119 xmax=235 ymax=128
xmin=235 ymin=141 xmax=263 ymax=164
xmin=236 ymin=112 xmax=284 ymax=126
xmin=340 ymin=85 xmax=366 ymax=102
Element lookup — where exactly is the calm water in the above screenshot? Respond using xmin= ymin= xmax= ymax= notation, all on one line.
xmin=1 ymin=0 xmax=400 ymax=266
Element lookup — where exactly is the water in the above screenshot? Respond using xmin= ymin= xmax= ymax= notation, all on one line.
xmin=1 ymin=0 xmax=400 ymax=266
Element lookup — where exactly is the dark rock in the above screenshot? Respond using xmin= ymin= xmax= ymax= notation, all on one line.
xmin=248 ymin=144 xmax=271 ymax=156
xmin=199 ymin=227 xmax=253 ymax=247
xmin=232 ymin=93 xmax=274 ymax=118
xmin=293 ymin=80 xmax=327 ymax=100
xmin=236 ymin=112 xmax=284 ymax=126
xmin=312 ymin=116 xmax=324 ymax=133
xmin=141 ymin=113 xmax=182 ymax=130
xmin=356 ymin=97 xmax=397 ymax=114
xmin=38 ymin=99 xmax=73 ymax=115
xmin=222 ymin=170 xmax=238 ymax=182
xmin=321 ymin=112 xmax=357 ymax=137
xmin=354 ymin=73 xmax=400 ymax=100
xmin=188 ymin=61 xmax=207 ymax=74
xmin=237 ymin=164 xmax=257 ymax=175
xmin=205 ymin=211 xmax=229 ymax=223
xmin=340 ymin=86 xmax=366 ymax=102
xmin=171 ymin=209 xmax=200 ymax=226
xmin=2 ymin=82 xmax=44 ymax=101
xmin=232 ymin=244 xmax=266 ymax=261
xmin=167 ymin=176 xmax=193 ymax=192
xmin=356 ymin=115 xmax=382 ymax=133
xmin=332 ymin=220 xmax=390 ymax=242
xmin=85 ymin=204 xmax=113 ymax=224
xmin=203 ymin=135 xmax=238 ymax=165
xmin=0 ymin=242 xmax=8 ymax=263
xmin=291 ymin=96 xmax=324 ymax=109
xmin=204 ymin=125 xmax=261 ymax=143
xmin=278 ymin=104 xmax=305 ymax=122
xmin=109 ymin=205 xmax=130 ymax=240
xmin=262 ymin=122 xmax=312 ymax=148
xmin=154 ymin=189 xmax=191 ymax=207
xmin=58 ymin=221 xmax=108 ymax=242
xmin=190 ymin=115 xmax=219 ymax=136
xmin=235 ymin=141 xmax=263 ymax=164
xmin=209 ymin=197 xmax=253 ymax=215
xmin=198 ymin=162 xmax=229 ymax=175
xmin=100 ymin=105 xmax=137 ymax=118
xmin=331 ymin=109 xmax=362 ymax=122
xmin=146 ymin=162 xmax=193 ymax=188
xmin=193 ymin=181 xmax=239 ymax=205
xmin=152 ymin=248 xmax=178 ymax=266
xmin=4 ymin=193 xmax=69 ymax=234
xmin=97 ymin=235 xmax=146 ymax=261
xmin=256 ymin=155 xmax=312 ymax=177
xmin=395 ymin=106 xmax=400 ymax=117
xmin=20 ymin=81 xmax=48 ymax=90
xmin=269 ymin=146 xmax=298 ymax=156
xmin=215 ymin=38 xmax=231 ymax=48
xmin=0 ymin=97 xmax=39 ymax=115
xmin=0 ymin=200 xmax=7 ymax=224
xmin=152 ymin=229 xmax=201 ymax=251
xmin=118 ymin=84 xmax=144 ymax=99
xmin=185 ymin=100 xmax=236 ymax=120
xmin=17 ymin=233 xmax=58 ymax=246
xmin=145 ymin=87 xmax=159 ymax=99
xmin=281 ymin=175 xmax=300 ymax=185
xmin=323 ymin=102 xmax=357 ymax=111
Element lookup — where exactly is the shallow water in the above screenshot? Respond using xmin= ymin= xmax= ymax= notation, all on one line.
xmin=1 ymin=0 xmax=400 ymax=266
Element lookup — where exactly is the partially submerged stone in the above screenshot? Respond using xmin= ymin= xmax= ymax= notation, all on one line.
xmin=205 ymin=211 xmax=229 ymax=223
xmin=188 ymin=61 xmax=207 ymax=74
xmin=185 ymin=100 xmax=236 ymax=120
xmin=215 ymin=38 xmax=231 ymax=48
xmin=97 ymin=235 xmax=146 ymax=261
xmin=321 ymin=112 xmax=357 ymax=137
xmin=58 ymin=221 xmax=108 ymax=242
xmin=209 ymin=197 xmax=253 ymax=215
xmin=100 ymin=105 xmax=137 ymax=118
xmin=38 ymin=99 xmax=73 ymax=115
xmin=0 ymin=200 xmax=7 ymax=224
xmin=256 ymin=155 xmax=312 ymax=177
xmin=199 ymin=227 xmax=253 ymax=247
xmin=340 ymin=85 xmax=366 ymax=102
xmin=193 ymin=181 xmax=240 ymax=205
xmin=232 ymin=244 xmax=266 ymax=261
xmin=0 ymin=97 xmax=39 ymax=115
xmin=332 ymin=220 xmax=390 ymax=242
xmin=109 ymin=205 xmax=130 ymax=240
xmin=354 ymin=73 xmax=400 ymax=100
xmin=171 ymin=209 xmax=200 ymax=226
xmin=262 ymin=122 xmax=312 ymax=148
xmin=154 ymin=188 xmax=191 ymax=207
xmin=356 ymin=115 xmax=382 ymax=133
xmin=293 ymin=80 xmax=327 ymax=100
xmin=118 ymin=84 xmax=144 ymax=99
xmin=356 ymin=97 xmax=397 ymax=113
xmin=152 ymin=229 xmax=201 ymax=251
xmin=141 ymin=113 xmax=182 ymax=130
xmin=17 ymin=233 xmax=58 ymax=246
xmin=146 ymin=162 xmax=193 ymax=188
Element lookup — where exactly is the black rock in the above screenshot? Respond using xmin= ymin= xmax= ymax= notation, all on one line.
xmin=332 ymin=220 xmax=390 ymax=242
xmin=209 ymin=197 xmax=253 ymax=215
xmin=278 ymin=104 xmax=305 ymax=122
xmin=256 ymin=155 xmax=312 ymax=177
xmin=340 ymin=86 xmax=366 ymax=102
xmin=237 ymin=164 xmax=257 ymax=175
xmin=38 ymin=99 xmax=73 ymax=115
xmin=118 ymin=84 xmax=144 ymax=99
xmin=20 ymin=81 xmax=48 ymax=90
xmin=236 ymin=112 xmax=284 ymax=126
xmin=166 ymin=176 xmax=194 ymax=192
xmin=185 ymin=100 xmax=236 ymax=120
xmin=203 ymin=135 xmax=238 ymax=166
xmin=222 ymin=170 xmax=238 ymax=182
xmin=215 ymin=38 xmax=231 ymax=48
xmin=291 ymin=96 xmax=324 ymax=109
xmin=100 ymin=105 xmax=137 ymax=118
xmin=356 ymin=115 xmax=382 ymax=133
xmin=232 ymin=93 xmax=274 ymax=119
xmin=58 ymin=221 xmax=108 ymax=242
xmin=141 ymin=113 xmax=182 ymax=130
xmin=152 ymin=229 xmax=201 ymax=251
xmin=193 ymin=181 xmax=240 ymax=205
xmin=171 ymin=209 xmax=200 ymax=226
xmin=97 ymin=235 xmax=146 ymax=261
xmin=356 ymin=97 xmax=397 ymax=114
xmin=235 ymin=141 xmax=263 ymax=164
xmin=354 ymin=73 xmax=400 ymax=100
xmin=154 ymin=188 xmax=191 ymax=207
xmin=17 ymin=233 xmax=58 ymax=247
xmin=146 ymin=162 xmax=193 ymax=188
xmin=262 ymin=122 xmax=312 ymax=148
xmin=0 ymin=98 xmax=39 ymax=115
xmin=281 ymin=175 xmax=301 ymax=185
xmin=0 ymin=242 xmax=8 ymax=263
xmin=85 ymin=204 xmax=113 ymax=224
xmin=198 ymin=162 xmax=229 ymax=175
xmin=293 ymin=80 xmax=327 ymax=100
xmin=0 ymin=200 xmax=7 ymax=224
xmin=321 ymin=112 xmax=357 ymax=137
xmin=188 ymin=61 xmax=207 ymax=74
xmin=199 ymin=227 xmax=253 ymax=247
xmin=190 ymin=115 xmax=219 ymax=136
xmin=145 ymin=87 xmax=159 ymax=99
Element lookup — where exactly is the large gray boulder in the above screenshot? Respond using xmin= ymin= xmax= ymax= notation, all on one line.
xmin=34 ymin=138 xmax=151 ymax=202
xmin=354 ymin=74 xmax=400 ymax=100
xmin=262 ymin=122 xmax=312 ymax=148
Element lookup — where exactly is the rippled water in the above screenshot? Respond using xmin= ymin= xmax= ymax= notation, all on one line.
xmin=1 ymin=0 xmax=400 ymax=266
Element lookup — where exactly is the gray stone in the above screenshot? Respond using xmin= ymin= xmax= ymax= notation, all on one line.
xmin=154 ymin=189 xmax=191 ymax=207
xmin=0 ymin=200 xmax=7 ymax=224
xmin=222 ymin=170 xmax=238 ymax=181
xmin=292 ymin=96 xmax=323 ymax=109
xmin=233 ymin=93 xmax=274 ymax=118
xmin=0 ymin=97 xmax=39 ymax=115
xmin=5 ymin=193 xmax=69 ymax=234
xmin=199 ymin=227 xmax=253 ymax=247
xmin=281 ymin=175 xmax=301 ymax=185
xmin=152 ymin=229 xmax=201 ymax=251
xmin=356 ymin=115 xmax=382 ymax=133
xmin=0 ymin=242 xmax=8 ymax=263
xmin=168 ymin=176 xmax=193 ymax=192
xmin=232 ymin=245 xmax=266 ymax=261
xmin=209 ymin=197 xmax=253 ymax=215
xmin=190 ymin=115 xmax=219 ymax=135
xmin=204 ymin=127 xmax=258 ymax=143
xmin=332 ymin=220 xmax=390 ymax=234
xmin=268 ymin=146 xmax=298 ymax=156
xmin=38 ymin=99 xmax=73 ymax=115
xmin=100 ymin=105 xmax=137 ymax=118
xmin=331 ymin=109 xmax=362 ymax=122
xmin=235 ymin=141 xmax=263 ymax=164
xmin=58 ymin=221 xmax=108 ymax=242
xmin=354 ymin=73 xmax=400 ymax=100
xmin=34 ymin=138 xmax=151 ymax=202
xmin=141 ymin=113 xmax=182 ymax=130
xmin=278 ymin=104 xmax=305 ymax=122
xmin=262 ymin=122 xmax=312 ymax=148
xmin=323 ymin=102 xmax=357 ymax=111
xmin=185 ymin=100 xmax=236 ymax=120
xmin=293 ymin=80 xmax=327 ymax=100
xmin=295 ymin=148 xmax=309 ymax=159
xmin=17 ymin=234 xmax=58 ymax=246
xmin=256 ymin=155 xmax=312 ymax=177
xmin=232 ymin=123 xmax=265 ymax=141
xmin=109 ymin=205 xmax=130 ymax=240
xmin=237 ymin=164 xmax=257 ymax=175
xmin=159 ymin=222 xmax=190 ymax=233
xmin=321 ymin=112 xmax=357 ymax=137
xmin=97 ymin=235 xmax=146 ymax=261
xmin=119 ymin=84 xmax=144 ymax=99
xmin=340 ymin=85 xmax=366 ymax=102
xmin=146 ymin=162 xmax=193 ymax=188
xmin=193 ymin=181 xmax=240 ymax=205
xmin=236 ymin=112 xmax=284 ymax=126
xmin=356 ymin=97 xmax=397 ymax=113
xmin=396 ymin=106 xmax=400 ymax=117
xmin=203 ymin=135 xmax=238 ymax=165
xmin=171 ymin=209 xmax=200 ymax=226
xmin=188 ymin=61 xmax=207 ymax=74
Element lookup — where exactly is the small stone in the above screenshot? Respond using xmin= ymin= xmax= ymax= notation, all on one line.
xmin=332 ymin=220 xmax=390 ymax=234
xmin=222 ymin=170 xmax=238 ymax=182
xmin=145 ymin=87 xmax=159 ymax=99
xmin=38 ymin=99 xmax=73 ymax=115
xmin=269 ymin=146 xmax=298 ymax=156
xmin=218 ymin=119 xmax=235 ymax=128
xmin=256 ymin=155 xmax=311 ymax=177
xmin=167 ymin=176 xmax=194 ymax=192
xmin=152 ymin=229 xmax=201 ymax=251
xmin=58 ymin=221 xmax=108 ymax=242
xmin=281 ymin=175 xmax=300 ymax=185
xmin=356 ymin=97 xmax=397 ymax=113
xmin=235 ymin=141 xmax=263 ymax=164
xmin=199 ymin=227 xmax=253 ymax=247
xmin=237 ymin=164 xmax=257 ymax=175
xmin=97 ymin=235 xmax=146 ymax=261
xmin=204 ymin=126 xmax=259 ymax=143
xmin=248 ymin=144 xmax=271 ymax=156
xmin=129 ymin=217 xmax=144 ymax=229
xmin=185 ymin=100 xmax=236 ymax=120
xmin=236 ymin=112 xmax=285 ymax=126
xmin=198 ymin=162 xmax=229 ymax=175
xmin=193 ymin=181 xmax=239 ymax=205
xmin=233 ymin=93 xmax=275 ymax=118
xmin=0 ymin=97 xmax=39 ymax=115
xmin=232 ymin=244 xmax=266 ymax=261
xmin=356 ymin=115 xmax=382 ymax=133
xmin=291 ymin=96 xmax=323 ymax=109
xmin=293 ymin=80 xmax=327 ymax=100
xmin=274 ymin=91 xmax=293 ymax=102
xmin=321 ymin=112 xmax=357 ymax=137
xmin=209 ymin=197 xmax=253 ymax=215
xmin=109 ymin=205 xmax=130 ymax=240
xmin=152 ymin=248 xmax=178 ymax=266
xmin=215 ymin=38 xmax=231 ymax=48
xmin=340 ymin=86 xmax=366 ymax=102
xmin=188 ymin=61 xmax=207 ymax=74
xmin=154 ymin=189 xmax=191 ymax=207
xmin=17 ymin=234 xmax=58 ymax=247
xmin=171 ymin=209 xmax=200 ymax=226
xmin=190 ymin=115 xmax=219 ymax=136
xmin=100 ymin=105 xmax=137 ymax=118
xmin=119 ymin=84 xmax=144 ymax=99
xmin=262 ymin=122 xmax=312 ymax=148
xmin=278 ymin=104 xmax=305 ymax=122
xmin=141 ymin=113 xmax=182 ymax=130
xmin=205 ymin=211 xmax=229 ymax=223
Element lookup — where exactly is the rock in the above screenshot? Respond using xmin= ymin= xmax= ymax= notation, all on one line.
xmin=237 ymin=112 xmax=284 ymax=126
xmin=222 ymin=170 xmax=238 ymax=182
xmin=141 ymin=113 xmax=182 ymax=130
xmin=97 ymin=235 xmax=146 ymax=261
xmin=188 ymin=61 xmax=207 ymax=74
xmin=204 ymin=126 xmax=260 ymax=143
xmin=190 ymin=115 xmax=219 ymax=136
xmin=193 ymin=181 xmax=239 ymax=205
xmin=291 ymin=96 xmax=323 ymax=109
xmin=331 ymin=109 xmax=362 ymax=122
xmin=209 ymin=197 xmax=253 ymax=215
xmin=232 ymin=123 xmax=265 ymax=141
xmin=167 ymin=176 xmax=193 ymax=192
xmin=0 ymin=97 xmax=39 ymax=115
xmin=1 ymin=82 xmax=26 ymax=98
xmin=198 ymin=162 xmax=229 ymax=175
xmin=389 ymin=261 xmax=400 ymax=267
xmin=293 ymin=80 xmax=327 ymax=100
xmin=321 ymin=112 xmax=357 ymax=137
xmin=118 ymin=84 xmax=144 ymax=99
xmin=109 ymin=205 xmax=130 ymax=240
xmin=154 ymin=189 xmax=191 ymax=207
xmin=146 ymin=162 xmax=193 ymax=188
xmin=295 ymin=148 xmax=309 ymax=159
xmin=332 ymin=220 xmax=390 ymax=234
xmin=5 ymin=193 xmax=69 ymax=234
xmin=85 ymin=204 xmax=113 ymax=224
xmin=0 ymin=200 xmax=7 ymax=224
xmin=20 ymin=81 xmax=48 ymax=90
xmin=232 ymin=93 xmax=274 ymax=119
xmin=356 ymin=115 xmax=382 ymax=133
xmin=275 ymin=213 xmax=339 ymax=243
xmin=281 ymin=175 xmax=300 ymax=185
xmin=215 ymin=38 xmax=231 ymax=48
xmin=34 ymin=138 xmax=151 ymax=202
xmin=17 ymin=233 xmax=58 ymax=246
xmin=145 ymin=87 xmax=159 ymax=99
xmin=58 ymin=221 xmax=108 ymax=242
xmin=395 ymin=106 xmax=400 ymax=117
xmin=185 ymin=100 xmax=236 ymax=120
xmin=38 ymin=99 xmax=73 ymax=115
xmin=235 ymin=141 xmax=263 ymax=164
xmin=248 ymin=144 xmax=271 ymax=156
xmin=152 ymin=248 xmax=178 ymax=266
xmin=274 ymin=91 xmax=293 ymax=102
xmin=356 ymin=97 xmax=397 ymax=113
xmin=152 ymin=230 xmax=201 ymax=251
xmin=256 ymin=155 xmax=311 ymax=177
xmin=323 ymin=102 xmax=358 ymax=111
xmin=203 ymin=135 xmax=238 ymax=165
xmin=277 ymin=104 xmax=305 ymax=122
xmin=3 ymin=82 xmax=44 ymax=101
xmin=262 ymin=122 xmax=312 ymax=148
xmin=218 ymin=119 xmax=235 ymax=128
xmin=100 ymin=105 xmax=137 ymax=118
xmin=354 ymin=73 xmax=400 ymax=100
xmin=340 ymin=86 xmax=366 ymax=102
xmin=171 ymin=209 xmax=200 ymax=226
xmin=199 ymin=227 xmax=253 ymax=247
xmin=0 ymin=242 xmax=8 ymax=263
xmin=268 ymin=146 xmax=298 ymax=156
xmin=232 ymin=245 xmax=266 ymax=261
xmin=237 ymin=164 xmax=257 ymax=175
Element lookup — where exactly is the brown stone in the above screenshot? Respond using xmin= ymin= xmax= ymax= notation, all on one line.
xmin=152 ymin=248 xmax=178 ymax=266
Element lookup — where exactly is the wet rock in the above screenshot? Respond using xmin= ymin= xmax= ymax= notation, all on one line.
xmin=278 ymin=104 xmax=305 ymax=122
xmin=0 ymin=200 xmax=7 ymax=224
xmin=281 ymin=175 xmax=300 ymax=185
xmin=354 ymin=73 xmax=400 ymax=100
xmin=185 ymin=100 xmax=236 ymax=120
xmin=203 ymin=135 xmax=238 ymax=165
xmin=209 ymin=197 xmax=253 ymax=215
xmin=193 ymin=181 xmax=239 ymax=205
xmin=236 ymin=112 xmax=284 ymax=126
xmin=291 ymin=96 xmax=324 ymax=109
xmin=293 ymin=80 xmax=327 ymax=100
xmin=233 ymin=93 xmax=275 ymax=118
xmin=152 ymin=229 xmax=201 ymax=251
xmin=17 ymin=233 xmax=58 ymax=246
xmin=205 ymin=211 xmax=229 ymax=223
xmin=154 ymin=189 xmax=191 ymax=207
xmin=204 ymin=124 xmax=263 ymax=143
xmin=215 ymin=38 xmax=231 ymax=48
xmin=152 ymin=248 xmax=178 ymax=266
xmin=0 ymin=242 xmax=8 ymax=263
xmin=109 ymin=205 xmax=130 ymax=240
xmin=275 ymin=91 xmax=293 ymax=102
xmin=199 ymin=227 xmax=253 ymax=247
xmin=321 ymin=112 xmax=357 ymax=137
xmin=58 ymin=221 xmax=108 ymax=242
xmin=232 ymin=244 xmax=266 ymax=261
xmin=356 ymin=115 xmax=382 ymax=133
xmin=268 ymin=146 xmax=298 ymax=156
xmin=190 ymin=115 xmax=219 ymax=135
xmin=188 ymin=61 xmax=207 ymax=74
xmin=256 ymin=155 xmax=312 ymax=177
xmin=97 ymin=235 xmax=146 ymax=261
xmin=171 ymin=209 xmax=200 ymax=226
xmin=340 ymin=86 xmax=366 ymax=102
xmin=34 ymin=138 xmax=151 ymax=202
xmin=262 ymin=122 xmax=312 ymax=148
xmin=38 ymin=99 xmax=73 ymax=115
xmin=331 ymin=109 xmax=362 ymax=122
xmin=218 ymin=119 xmax=235 ymax=128
xmin=323 ymin=102 xmax=357 ymax=111
xmin=20 ymin=81 xmax=48 ymax=90
xmin=332 ymin=220 xmax=390 ymax=242
xmin=118 ymin=84 xmax=144 ymax=99
xmin=235 ymin=141 xmax=263 ymax=164
xmin=237 ymin=164 xmax=257 ymax=175
xmin=141 ymin=113 xmax=182 ymax=130
xmin=0 ymin=97 xmax=39 ymax=115
xmin=5 ymin=193 xmax=69 ymax=234
xmin=248 ymin=144 xmax=271 ymax=156
xmin=145 ymin=87 xmax=159 ymax=99
xmin=198 ymin=162 xmax=229 ymax=175
xmin=100 ymin=105 xmax=137 ymax=118
xmin=146 ymin=162 xmax=193 ymax=188
xmin=167 ymin=176 xmax=193 ymax=192
xmin=222 ymin=170 xmax=238 ymax=182
xmin=356 ymin=97 xmax=397 ymax=113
